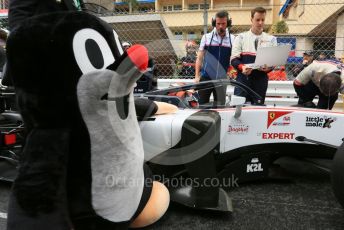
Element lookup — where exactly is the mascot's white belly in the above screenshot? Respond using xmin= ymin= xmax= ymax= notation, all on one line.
xmin=77 ymin=69 xmax=144 ymax=222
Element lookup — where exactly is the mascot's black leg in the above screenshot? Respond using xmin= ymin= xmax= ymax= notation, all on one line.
xmin=7 ymin=129 xmax=71 ymax=230
xmin=332 ymin=142 xmax=344 ymax=209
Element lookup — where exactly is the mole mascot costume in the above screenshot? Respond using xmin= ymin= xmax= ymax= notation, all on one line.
xmin=5 ymin=10 xmax=169 ymax=230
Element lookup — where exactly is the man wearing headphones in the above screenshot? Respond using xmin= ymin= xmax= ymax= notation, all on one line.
xmin=195 ymin=10 xmax=235 ymax=106
xmin=293 ymin=60 xmax=344 ymax=110
xmin=231 ymin=7 xmax=277 ymax=104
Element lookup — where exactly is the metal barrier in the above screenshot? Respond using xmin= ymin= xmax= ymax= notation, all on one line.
xmin=157 ymin=79 xmax=344 ymax=109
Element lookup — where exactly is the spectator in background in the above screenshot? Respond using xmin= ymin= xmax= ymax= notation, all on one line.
xmin=317 ymin=52 xmax=327 ymax=61
xmin=179 ymin=40 xmax=197 ymax=77
xmin=231 ymin=7 xmax=277 ymax=104
xmin=122 ymin=41 xmax=132 ymax=51
xmin=123 ymin=41 xmax=157 ymax=93
xmin=120 ymin=42 xmax=178 ymax=115
xmin=291 ymin=50 xmax=314 ymax=77
xmin=341 ymin=55 xmax=344 ymax=63
xmin=329 ymin=55 xmax=336 ymax=60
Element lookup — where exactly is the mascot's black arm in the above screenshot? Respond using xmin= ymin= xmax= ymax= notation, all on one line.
xmin=135 ymin=98 xmax=158 ymax=118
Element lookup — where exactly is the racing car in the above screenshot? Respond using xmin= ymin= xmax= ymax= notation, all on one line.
xmin=139 ymin=79 xmax=344 ymax=212
xmin=0 ymin=79 xmax=343 ymax=213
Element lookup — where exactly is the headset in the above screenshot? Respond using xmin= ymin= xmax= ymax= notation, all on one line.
xmin=211 ymin=10 xmax=232 ymax=29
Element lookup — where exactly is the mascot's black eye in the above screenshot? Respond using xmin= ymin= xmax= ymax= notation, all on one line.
xmin=73 ymin=28 xmax=115 ymax=74
xmin=85 ymin=39 xmax=104 ymax=69
xmin=115 ymin=94 xmax=130 ymax=120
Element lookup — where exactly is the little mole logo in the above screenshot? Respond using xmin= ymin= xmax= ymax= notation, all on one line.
xmin=323 ymin=117 xmax=334 ymax=128
xmin=305 ymin=116 xmax=335 ymax=128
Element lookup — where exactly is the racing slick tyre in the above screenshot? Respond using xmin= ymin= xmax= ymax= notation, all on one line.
xmin=331 ymin=142 xmax=344 ymax=209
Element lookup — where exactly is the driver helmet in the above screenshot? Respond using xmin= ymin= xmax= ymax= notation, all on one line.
xmin=184 ymin=90 xmax=199 ymax=108
xmin=168 ymin=82 xmax=199 ymax=108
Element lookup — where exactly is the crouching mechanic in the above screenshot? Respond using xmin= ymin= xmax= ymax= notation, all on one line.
xmin=293 ymin=60 xmax=344 ymax=110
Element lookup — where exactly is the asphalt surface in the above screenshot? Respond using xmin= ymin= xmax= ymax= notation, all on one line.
xmin=0 ymin=157 xmax=343 ymax=230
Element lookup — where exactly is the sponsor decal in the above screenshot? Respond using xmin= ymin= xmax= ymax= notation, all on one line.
xmin=247 ymin=157 xmax=263 ymax=173
xmin=227 ymin=124 xmax=249 ymax=135
xmin=305 ymin=116 xmax=336 ymax=128
xmin=267 ymin=111 xmax=292 ymax=128
xmin=261 ymin=132 xmax=295 ymax=139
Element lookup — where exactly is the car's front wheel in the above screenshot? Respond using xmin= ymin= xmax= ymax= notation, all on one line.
xmin=332 ymin=142 xmax=344 ymax=209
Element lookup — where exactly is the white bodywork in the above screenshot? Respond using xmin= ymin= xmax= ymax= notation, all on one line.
xmin=140 ymin=109 xmax=198 ymax=160
xmin=140 ymin=106 xmax=344 ymax=159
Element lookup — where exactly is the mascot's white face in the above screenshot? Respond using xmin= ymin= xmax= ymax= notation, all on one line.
xmin=72 ymin=28 xmax=123 ymax=74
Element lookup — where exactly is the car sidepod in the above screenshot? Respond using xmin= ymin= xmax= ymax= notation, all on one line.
xmin=143 ymin=109 xmax=232 ymax=212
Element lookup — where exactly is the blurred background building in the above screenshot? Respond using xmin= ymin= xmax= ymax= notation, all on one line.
xmin=1 ymin=0 xmax=343 ymax=79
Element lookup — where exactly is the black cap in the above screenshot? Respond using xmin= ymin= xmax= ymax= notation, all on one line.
xmin=303 ymin=50 xmax=314 ymax=56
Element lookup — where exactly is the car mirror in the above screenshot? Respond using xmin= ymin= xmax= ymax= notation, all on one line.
xmin=229 ymin=95 xmax=246 ymax=106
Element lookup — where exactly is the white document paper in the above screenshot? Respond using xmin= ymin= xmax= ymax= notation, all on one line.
xmin=246 ymin=44 xmax=292 ymax=69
